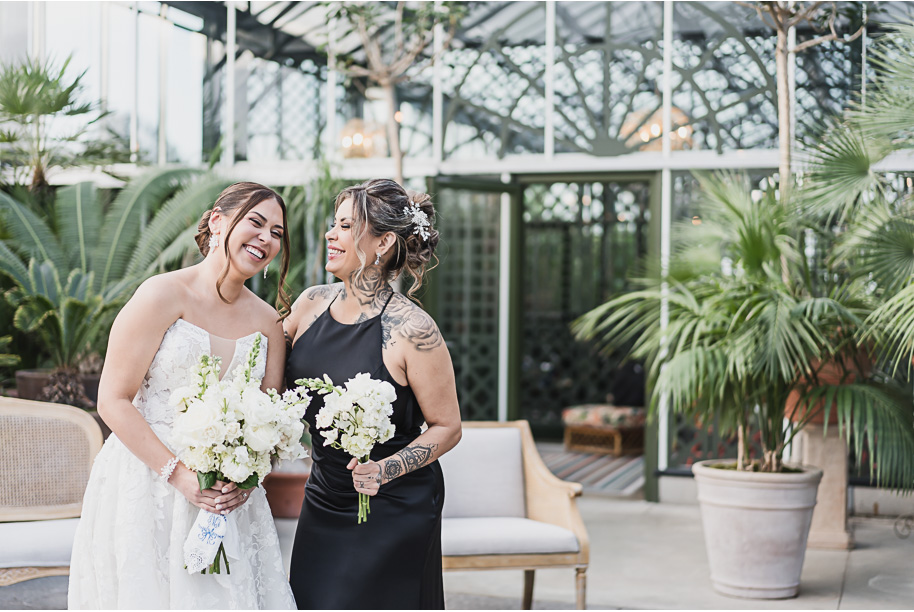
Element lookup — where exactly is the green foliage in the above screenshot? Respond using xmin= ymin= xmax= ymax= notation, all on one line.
xmin=573 ymin=172 xmax=914 ymax=488
xmin=0 ymin=55 xmax=129 ymax=192
xmin=0 ymin=335 xmax=20 ymax=368
xmin=0 ymin=168 xmax=229 ymax=370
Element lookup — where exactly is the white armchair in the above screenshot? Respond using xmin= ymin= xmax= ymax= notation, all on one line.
xmin=439 ymin=420 xmax=589 ymax=609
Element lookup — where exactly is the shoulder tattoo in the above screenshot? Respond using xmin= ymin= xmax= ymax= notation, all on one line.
xmin=305 ymin=285 xmax=341 ymax=301
xmin=382 ymin=297 xmax=443 ymax=352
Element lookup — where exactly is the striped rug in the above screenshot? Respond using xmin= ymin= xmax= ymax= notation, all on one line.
xmin=537 ymin=442 xmax=645 ymax=497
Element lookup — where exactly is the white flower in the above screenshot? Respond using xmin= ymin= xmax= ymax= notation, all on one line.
xmin=243 ymin=422 xmax=282 ymax=453
xmin=169 ymin=385 xmax=198 ymax=411
xmin=170 ymin=399 xmax=226 ymax=448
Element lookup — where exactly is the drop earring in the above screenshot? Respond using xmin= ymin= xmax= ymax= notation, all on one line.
xmin=263 ymin=264 xmax=268 ymax=279
xmin=374 ymin=252 xmax=381 ymax=266
xmin=209 ymin=234 xmax=219 ymax=250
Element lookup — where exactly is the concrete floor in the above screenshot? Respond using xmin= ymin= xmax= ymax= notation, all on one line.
xmin=3 ymin=495 xmax=912 ymax=609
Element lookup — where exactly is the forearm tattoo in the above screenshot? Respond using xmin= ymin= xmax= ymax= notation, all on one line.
xmin=382 ymin=442 xmax=439 ymax=484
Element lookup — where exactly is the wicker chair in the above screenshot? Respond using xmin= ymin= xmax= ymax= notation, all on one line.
xmin=439 ymin=420 xmax=590 ymax=609
xmin=0 ymin=397 xmax=103 ymax=586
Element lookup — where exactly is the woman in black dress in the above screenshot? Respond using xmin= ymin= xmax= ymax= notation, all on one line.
xmin=284 ymin=179 xmax=461 ymax=610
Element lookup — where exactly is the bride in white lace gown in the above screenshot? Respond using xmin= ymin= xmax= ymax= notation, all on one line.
xmin=69 ymin=183 xmax=297 ymax=610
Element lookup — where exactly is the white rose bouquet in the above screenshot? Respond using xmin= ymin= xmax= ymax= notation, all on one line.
xmin=295 ymin=373 xmax=397 ymax=523
xmin=169 ymin=334 xmax=310 ymax=574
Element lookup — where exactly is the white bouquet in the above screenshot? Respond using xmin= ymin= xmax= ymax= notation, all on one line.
xmin=295 ymin=373 xmax=396 ymax=523
xmin=169 ymin=334 xmax=310 ymax=573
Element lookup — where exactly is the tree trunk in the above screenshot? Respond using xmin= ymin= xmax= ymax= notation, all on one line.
xmin=383 ymin=82 xmax=404 ymax=186
xmin=775 ymin=25 xmax=791 ymax=196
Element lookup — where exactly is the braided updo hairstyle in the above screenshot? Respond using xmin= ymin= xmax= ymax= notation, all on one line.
xmin=193 ymin=182 xmax=292 ymax=319
xmin=335 ymin=178 xmax=440 ymax=300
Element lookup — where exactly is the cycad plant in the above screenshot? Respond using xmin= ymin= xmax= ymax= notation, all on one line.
xmin=573 ymin=170 xmax=914 ymax=487
xmin=0 ymin=167 xmax=232 ymax=405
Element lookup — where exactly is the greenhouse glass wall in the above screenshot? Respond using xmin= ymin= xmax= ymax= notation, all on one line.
xmin=4 ymin=0 xmax=914 ymax=499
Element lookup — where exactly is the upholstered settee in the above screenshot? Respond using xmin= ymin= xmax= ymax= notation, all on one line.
xmin=439 ymin=420 xmax=590 ymax=609
xmin=0 ymin=398 xmax=102 ymax=586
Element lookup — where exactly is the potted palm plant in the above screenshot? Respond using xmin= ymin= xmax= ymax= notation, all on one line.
xmin=573 ymin=168 xmax=914 ymax=598
xmin=575 ymin=22 xmax=914 ymax=599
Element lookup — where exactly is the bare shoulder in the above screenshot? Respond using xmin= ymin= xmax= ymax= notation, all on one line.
xmin=241 ymin=290 xmax=284 ymax=332
xmin=110 ymin=271 xmax=188 ymax=341
xmin=382 ymin=293 xmax=444 ymax=352
xmin=127 ymin=272 xmax=188 ymax=319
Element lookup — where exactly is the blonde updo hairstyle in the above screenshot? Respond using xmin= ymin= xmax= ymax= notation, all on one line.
xmin=335 ymin=178 xmax=440 ymax=300
xmin=194 ymin=182 xmax=292 ymax=319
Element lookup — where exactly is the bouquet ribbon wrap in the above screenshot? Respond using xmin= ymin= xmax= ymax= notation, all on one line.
xmin=183 ymin=508 xmax=241 ymax=574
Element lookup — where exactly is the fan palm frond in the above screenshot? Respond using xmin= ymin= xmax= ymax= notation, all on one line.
xmin=833 ymin=197 xmax=914 ymax=294
xmin=854 ymin=24 xmax=914 ymax=143
xmin=799 ymin=122 xmax=890 ymax=223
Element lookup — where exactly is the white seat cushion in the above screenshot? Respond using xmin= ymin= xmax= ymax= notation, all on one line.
xmin=442 ymin=517 xmax=579 ymax=556
xmin=440 ymin=428 xmax=525 ymax=518
xmin=0 ymin=519 xmax=79 ymax=568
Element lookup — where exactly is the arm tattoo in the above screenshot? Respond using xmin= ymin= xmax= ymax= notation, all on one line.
xmin=382 ymin=442 xmax=439 ymax=484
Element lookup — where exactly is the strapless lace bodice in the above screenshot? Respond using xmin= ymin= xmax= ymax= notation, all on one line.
xmin=135 ymin=318 xmax=267 ymax=439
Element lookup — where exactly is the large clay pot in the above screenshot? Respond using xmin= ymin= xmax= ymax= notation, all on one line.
xmin=693 ymin=460 xmax=823 ymax=599
xmin=15 ymin=369 xmax=101 ymax=404
xmin=262 ymin=472 xmax=310 ymax=519
xmin=785 ymin=349 xmax=870 ymax=425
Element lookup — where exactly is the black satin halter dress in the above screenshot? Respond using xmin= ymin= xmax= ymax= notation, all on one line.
xmin=285 ymin=291 xmax=445 ymax=610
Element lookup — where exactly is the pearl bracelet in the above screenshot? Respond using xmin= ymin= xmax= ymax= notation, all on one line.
xmin=160 ymin=456 xmax=179 ymax=482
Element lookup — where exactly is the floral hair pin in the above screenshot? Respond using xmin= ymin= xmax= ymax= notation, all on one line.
xmin=405 ymin=200 xmax=431 ymax=241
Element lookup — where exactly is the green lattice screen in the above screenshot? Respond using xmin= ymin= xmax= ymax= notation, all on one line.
xmin=433 ymin=188 xmax=502 ymax=421
xmin=521 ymin=180 xmax=650 ymax=436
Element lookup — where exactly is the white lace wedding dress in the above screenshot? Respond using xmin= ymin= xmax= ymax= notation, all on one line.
xmin=68 ymin=318 xmax=297 ymax=610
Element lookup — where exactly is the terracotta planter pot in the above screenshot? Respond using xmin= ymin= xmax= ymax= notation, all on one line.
xmin=262 ymin=472 xmax=310 ymax=519
xmin=15 ymin=369 xmax=101 ymax=404
xmin=693 ymin=460 xmax=823 ymax=599
xmin=786 ymin=349 xmax=871 ymax=425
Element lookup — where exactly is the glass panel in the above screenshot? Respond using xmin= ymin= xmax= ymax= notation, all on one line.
xmin=442 ymin=1 xmax=546 ymax=159
xmin=671 ymin=2 xmax=778 ymax=153
xmin=553 ymin=2 xmax=664 ymax=156
xmin=433 ymin=188 xmax=501 ymax=421
xmin=246 ymin=57 xmax=326 ymax=162
xmin=165 ymin=23 xmax=204 ymax=164
xmin=137 ymin=12 xmax=162 ymax=162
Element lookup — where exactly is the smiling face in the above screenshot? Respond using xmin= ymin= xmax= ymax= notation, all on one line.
xmin=212 ymin=197 xmax=285 ymax=280
xmin=325 ymin=197 xmax=362 ymax=279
